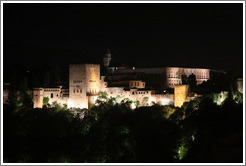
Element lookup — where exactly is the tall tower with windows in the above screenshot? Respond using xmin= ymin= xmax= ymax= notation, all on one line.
xmin=103 ymin=49 xmax=112 ymax=67
xmin=68 ymin=64 xmax=101 ymax=109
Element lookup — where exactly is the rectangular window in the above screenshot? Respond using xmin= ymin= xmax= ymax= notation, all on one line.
xmin=80 ymin=89 xmax=82 ymax=93
xmin=73 ymin=90 xmax=75 ymax=93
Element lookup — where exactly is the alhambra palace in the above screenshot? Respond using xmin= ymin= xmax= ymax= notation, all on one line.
xmin=32 ymin=49 xmax=214 ymax=109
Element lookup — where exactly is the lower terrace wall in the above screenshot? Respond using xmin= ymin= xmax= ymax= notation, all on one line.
xmin=150 ymin=94 xmax=174 ymax=105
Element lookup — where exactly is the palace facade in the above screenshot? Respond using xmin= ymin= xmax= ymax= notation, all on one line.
xmin=33 ymin=63 xmax=210 ymax=109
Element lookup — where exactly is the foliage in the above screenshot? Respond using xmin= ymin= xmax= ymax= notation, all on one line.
xmin=98 ymin=92 xmax=109 ymax=100
xmin=3 ymin=90 xmax=243 ymax=163
xmin=194 ymin=71 xmax=238 ymax=95
xmin=43 ymin=97 xmax=49 ymax=105
xmin=142 ymin=97 xmax=149 ymax=106
xmin=181 ymin=75 xmax=188 ymax=85
xmin=188 ymin=74 xmax=197 ymax=89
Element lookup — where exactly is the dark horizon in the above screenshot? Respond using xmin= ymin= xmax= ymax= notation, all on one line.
xmin=3 ymin=3 xmax=243 ymax=76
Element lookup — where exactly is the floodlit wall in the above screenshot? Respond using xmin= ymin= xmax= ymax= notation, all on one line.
xmin=69 ymin=64 xmax=89 ymax=109
xmin=43 ymin=88 xmax=61 ymax=104
xmin=174 ymin=85 xmax=188 ymax=107
xmin=69 ymin=64 xmax=105 ymax=109
xmin=129 ymin=80 xmax=145 ymax=89
xmin=151 ymin=94 xmax=174 ymax=105
xmin=32 ymin=64 xmax=210 ymax=109
xmin=33 ymin=87 xmax=69 ymax=108
xmin=106 ymin=87 xmax=125 ymax=98
xmin=166 ymin=67 xmax=210 ymax=88
xmin=33 ymin=88 xmax=44 ymax=108
xmin=85 ymin=64 xmax=101 ymax=94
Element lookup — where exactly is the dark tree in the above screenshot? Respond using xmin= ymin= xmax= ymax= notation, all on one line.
xmin=188 ymin=73 xmax=197 ymax=88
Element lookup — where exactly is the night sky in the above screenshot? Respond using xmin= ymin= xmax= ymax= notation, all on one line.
xmin=4 ymin=3 xmax=243 ymax=76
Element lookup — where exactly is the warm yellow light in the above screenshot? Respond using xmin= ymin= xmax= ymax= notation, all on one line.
xmin=68 ymin=101 xmax=74 ymax=108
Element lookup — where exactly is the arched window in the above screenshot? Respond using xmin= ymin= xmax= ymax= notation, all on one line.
xmin=51 ymin=93 xmax=53 ymax=98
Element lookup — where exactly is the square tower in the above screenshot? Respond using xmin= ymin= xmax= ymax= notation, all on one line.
xmin=174 ymin=85 xmax=188 ymax=107
xmin=33 ymin=88 xmax=44 ymax=108
xmin=68 ymin=64 xmax=101 ymax=109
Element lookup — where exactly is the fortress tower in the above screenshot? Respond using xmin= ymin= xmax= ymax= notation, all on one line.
xmin=68 ymin=64 xmax=101 ymax=109
xmin=33 ymin=88 xmax=44 ymax=108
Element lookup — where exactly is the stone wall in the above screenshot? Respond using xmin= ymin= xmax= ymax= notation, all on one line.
xmin=174 ymin=85 xmax=188 ymax=107
xmin=166 ymin=67 xmax=210 ymax=88
xmin=150 ymin=94 xmax=174 ymax=105
xmin=106 ymin=87 xmax=125 ymax=98
xmin=33 ymin=88 xmax=44 ymax=108
xmin=107 ymin=66 xmax=210 ymax=90
xmin=32 ymin=64 xmax=210 ymax=109
xmin=69 ymin=64 xmax=89 ymax=109
xmin=68 ymin=64 xmax=105 ymax=109
xmin=129 ymin=80 xmax=145 ymax=89
xmin=33 ymin=87 xmax=69 ymax=108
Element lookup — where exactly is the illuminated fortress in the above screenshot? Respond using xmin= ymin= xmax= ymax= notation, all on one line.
xmin=33 ymin=51 xmax=210 ymax=109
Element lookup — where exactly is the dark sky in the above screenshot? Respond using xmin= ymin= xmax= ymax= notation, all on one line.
xmin=4 ymin=3 xmax=243 ymax=76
